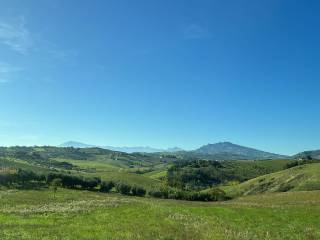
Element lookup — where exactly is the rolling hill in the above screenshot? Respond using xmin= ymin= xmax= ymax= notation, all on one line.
xmin=294 ymin=150 xmax=320 ymax=159
xmin=59 ymin=141 xmax=288 ymax=160
xmin=224 ymin=163 xmax=320 ymax=197
xmin=0 ymin=146 xmax=175 ymax=189
xmin=194 ymin=142 xmax=287 ymax=160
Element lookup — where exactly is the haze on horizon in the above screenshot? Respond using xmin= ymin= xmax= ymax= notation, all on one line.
xmin=0 ymin=0 xmax=319 ymax=155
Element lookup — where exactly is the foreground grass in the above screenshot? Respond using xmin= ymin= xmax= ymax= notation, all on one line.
xmin=0 ymin=189 xmax=319 ymax=240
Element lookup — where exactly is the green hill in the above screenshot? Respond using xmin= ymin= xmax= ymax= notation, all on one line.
xmin=0 ymin=146 xmax=173 ymax=189
xmin=224 ymin=163 xmax=320 ymax=197
xmin=294 ymin=150 xmax=320 ymax=160
xmin=193 ymin=142 xmax=287 ymax=160
xmin=166 ymin=159 xmax=292 ymax=190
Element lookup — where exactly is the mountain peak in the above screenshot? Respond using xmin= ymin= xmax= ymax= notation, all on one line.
xmin=195 ymin=142 xmax=286 ymax=160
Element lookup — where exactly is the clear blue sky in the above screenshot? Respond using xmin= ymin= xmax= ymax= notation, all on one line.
xmin=0 ymin=0 xmax=319 ymax=155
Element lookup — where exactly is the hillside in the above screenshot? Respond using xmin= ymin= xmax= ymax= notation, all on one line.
xmin=0 ymin=146 xmax=175 ymax=189
xmin=166 ymin=159 xmax=292 ymax=190
xmin=2 ymin=145 xmax=319 ymax=200
xmin=194 ymin=142 xmax=287 ymax=160
xmin=224 ymin=163 xmax=320 ymax=197
xmin=294 ymin=150 xmax=320 ymax=160
xmin=58 ymin=141 xmax=288 ymax=160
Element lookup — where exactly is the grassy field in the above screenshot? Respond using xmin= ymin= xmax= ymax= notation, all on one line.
xmin=0 ymin=188 xmax=319 ymax=240
xmin=224 ymin=163 xmax=320 ymax=197
xmin=1 ymin=147 xmax=320 ymax=239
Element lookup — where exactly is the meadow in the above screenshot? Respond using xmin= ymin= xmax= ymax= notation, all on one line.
xmin=0 ymin=188 xmax=319 ymax=240
xmin=1 ymin=147 xmax=320 ymax=239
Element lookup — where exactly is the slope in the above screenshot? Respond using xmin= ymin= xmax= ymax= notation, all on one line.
xmin=194 ymin=142 xmax=287 ymax=160
xmin=224 ymin=163 xmax=320 ymax=197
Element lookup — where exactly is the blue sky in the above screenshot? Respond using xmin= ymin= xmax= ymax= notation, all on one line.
xmin=0 ymin=0 xmax=319 ymax=155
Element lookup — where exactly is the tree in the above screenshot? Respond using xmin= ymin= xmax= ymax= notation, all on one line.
xmin=131 ymin=186 xmax=146 ymax=197
xmin=51 ymin=178 xmax=62 ymax=199
xmin=115 ymin=182 xmax=132 ymax=195
xmin=100 ymin=181 xmax=114 ymax=193
xmin=82 ymin=177 xmax=101 ymax=190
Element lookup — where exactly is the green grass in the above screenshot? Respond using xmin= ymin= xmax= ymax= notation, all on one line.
xmin=0 ymin=153 xmax=164 ymax=190
xmin=86 ymin=171 xmax=161 ymax=190
xmin=54 ymin=157 xmax=123 ymax=171
xmin=0 ymin=158 xmax=52 ymax=174
xmin=0 ymin=188 xmax=319 ymax=240
xmin=143 ymin=169 xmax=167 ymax=180
xmin=224 ymin=163 xmax=320 ymax=197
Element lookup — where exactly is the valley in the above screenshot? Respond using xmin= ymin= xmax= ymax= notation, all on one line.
xmin=0 ymin=143 xmax=319 ymax=239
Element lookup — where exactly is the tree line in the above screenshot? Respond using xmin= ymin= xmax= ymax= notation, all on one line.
xmin=0 ymin=168 xmax=228 ymax=201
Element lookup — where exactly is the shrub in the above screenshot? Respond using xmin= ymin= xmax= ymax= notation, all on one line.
xmin=82 ymin=177 xmax=101 ymax=190
xmin=115 ymin=182 xmax=132 ymax=195
xmin=46 ymin=173 xmax=100 ymax=190
xmin=285 ymin=158 xmax=320 ymax=169
xmin=131 ymin=185 xmax=146 ymax=196
xmin=149 ymin=186 xmax=228 ymax=202
xmin=51 ymin=178 xmax=62 ymax=187
xmin=278 ymin=184 xmax=294 ymax=192
xmin=148 ymin=189 xmax=165 ymax=198
xmin=100 ymin=181 xmax=115 ymax=193
xmin=206 ymin=188 xmax=228 ymax=201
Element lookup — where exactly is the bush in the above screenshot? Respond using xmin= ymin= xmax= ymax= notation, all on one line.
xmin=285 ymin=158 xmax=320 ymax=169
xmin=82 ymin=177 xmax=101 ymax=190
xmin=278 ymin=184 xmax=294 ymax=192
xmin=131 ymin=185 xmax=146 ymax=196
xmin=148 ymin=189 xmax=165 ymax=198
xmin=46 ymin=173 xmax=100 ymax=190
xmin=100 ymin=181 xmax=115 ymax=193
xmin=148 ymin=186 xmax=228 ymax=202
xmin=206 ymin=188 xmax=228 ymax=201
xmin=115 ymin=182 xmax=132 ymax=195
xmin=0 ymin=173 xmax=16 ymax=186
xmin=0 ymin=169 xmax=46 ymax=188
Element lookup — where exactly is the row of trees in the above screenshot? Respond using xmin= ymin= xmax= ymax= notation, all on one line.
xmin=0 ymin=169 xmax=227 ymax=202
xmin=285 ymin=157 xmax=319 ymax=169
xmin=0 ymin=169 xmax=46 ymax=186
xmin=47 ymin=173 xmax=101 ymax=190
xmin=47 ymin=173 xmax=147 ymax=196
xmin=149 ymin=186 xmax=228 ymax=201
xmin=98 ymin=181 xmax=146 ymax=196
xmin=0 ymin=169 xmax=148 ymax=197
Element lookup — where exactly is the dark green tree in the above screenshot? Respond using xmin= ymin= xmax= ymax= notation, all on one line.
xmin=131 ymin=186 xmax=146 ymax=197
xmin=100 ymin=181 xmax=115 ymax=193
xmin=115 ymin=182 xmax=132 ymax=195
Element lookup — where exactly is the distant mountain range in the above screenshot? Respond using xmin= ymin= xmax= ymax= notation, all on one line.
xmin=59 ymin=141 xmax=95 ymax=148
xmin=192 ymin=142 xmax=288 ymax=160
xmin=59 ymin=141 xmax=184 ymax=153
xmin=59 ymin=141 xmax=289 ymax=159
